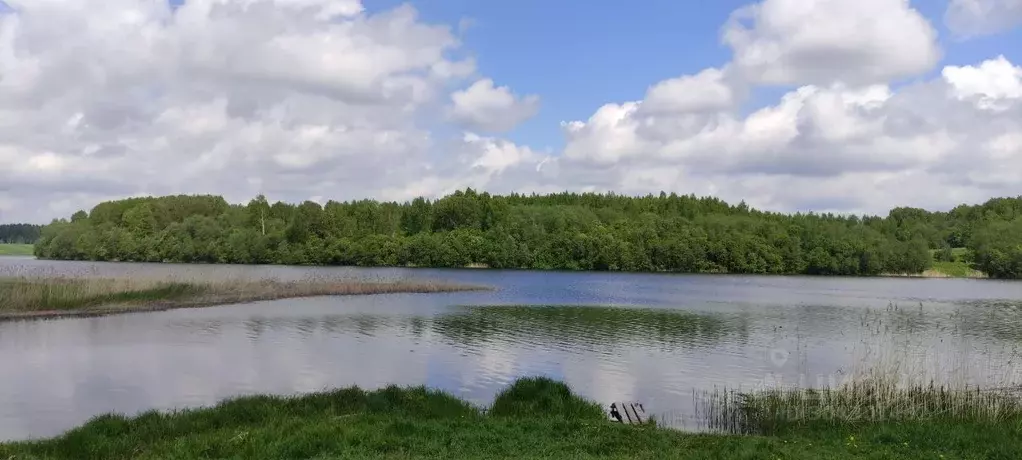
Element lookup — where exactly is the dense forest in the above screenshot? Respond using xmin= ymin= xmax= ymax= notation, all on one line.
xmin=29 ymin=191 xmax=1022 ymax=279
xmin=0 ymin=224 xmax=42 ymax=244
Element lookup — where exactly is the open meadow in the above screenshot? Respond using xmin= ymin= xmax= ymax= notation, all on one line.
xmin=0 ymin=244 xmax=33 ymax=256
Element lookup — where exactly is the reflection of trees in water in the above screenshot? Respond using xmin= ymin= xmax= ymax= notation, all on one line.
xmin=237 ymin=314 xmax=426 ymax=341
xmin=431 ymin=305 xmax=749 ymax=352
xmin=229 ymin=306 xmax=749 ymax=352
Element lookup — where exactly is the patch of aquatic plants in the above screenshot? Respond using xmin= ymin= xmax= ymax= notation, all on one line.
xmin=432 ymin=305 xmax=745 ymax=351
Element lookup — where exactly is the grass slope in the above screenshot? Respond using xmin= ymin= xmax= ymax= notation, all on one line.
xmin=1 ymin=378 xmax=1018 ymax=459
xmin=0 ymin=243 xmax=33 ymax=256
xmin=928 ymin=261 xmax=985 ymax=278
xmin=925 ymin=248 xmax=986 ymax=278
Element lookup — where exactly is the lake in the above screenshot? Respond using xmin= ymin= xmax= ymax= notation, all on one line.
xmin=2 ymin=257 xmax=1022 ymax=441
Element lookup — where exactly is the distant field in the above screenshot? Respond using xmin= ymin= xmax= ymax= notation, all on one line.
xmin=0 ymin=244 xmax=33 ymax=256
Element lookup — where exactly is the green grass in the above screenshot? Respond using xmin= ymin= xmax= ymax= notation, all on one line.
xmin=929 ymin=261 xmax=985 ymax=278
xmin=923 ymin=248 xmax=985 ymax=276
xmin=2 ymin=377 xmax=1019 ymax=459
xmin=925 ymin=248 xmax=985 ymax=278
xmin=929 ymin=247 xmax=970 ymax=259
xmin=0 ymin=243 xmax=33 ymax=256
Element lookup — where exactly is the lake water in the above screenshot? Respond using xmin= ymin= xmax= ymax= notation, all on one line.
xmin=2 ymin=257 xmax=1022 ymax=441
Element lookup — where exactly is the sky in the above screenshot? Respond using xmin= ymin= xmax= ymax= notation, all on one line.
xmin=1 ymin=0 xmax=1022 ymax=223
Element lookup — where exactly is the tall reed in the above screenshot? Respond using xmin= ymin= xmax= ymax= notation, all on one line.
xmin=696 ymin=303 xmax=1022 ymax=434
xmin=697 ymin=378 xmax=1022 ymax=435
xmin=0 ymin=274 xmax=487 ymax=317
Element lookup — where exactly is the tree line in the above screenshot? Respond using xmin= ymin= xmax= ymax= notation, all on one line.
xmin=29 ymin=190 xmax=1022 ymax=278
xmin=0 ymin=224 xmax=42 ymax=244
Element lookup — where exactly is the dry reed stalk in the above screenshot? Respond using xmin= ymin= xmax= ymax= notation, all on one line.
xmin=0 ymin=275 xmax=489 ymax=320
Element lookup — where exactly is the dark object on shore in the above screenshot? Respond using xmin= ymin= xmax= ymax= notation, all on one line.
xmin=610 ymin=401 xmax=647 ymax=424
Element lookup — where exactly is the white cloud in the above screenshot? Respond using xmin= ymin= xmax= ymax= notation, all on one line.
xmin=945 ymin=0 xmax=1022 ymax=36
xmin=942 ymin=55 xmax=1022 ymax=109
xmin=0 ymin=0 xmax=475 ymax=222
xmin=552 ymin=56 xmax=1022 ymax=214
xmin=449 ymin=79 xmax=540 ymax=132
xmin=641 ymin=68 xmax=738 ymax=115
xmin=380 ymin=132 xmax=552 ymax=202
xmin=724 ymin=0 xmax=941 ymax=85
xmin=1 ymin=0 xmax=1022 ymax=223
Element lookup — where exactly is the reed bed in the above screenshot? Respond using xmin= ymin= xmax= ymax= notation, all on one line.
xmin=696 ymin=304 xmax=1022 ymax=435
xmin=697 ymin=378 xmax=1022 ymax=435
xmin=0 ymin=275 xmax=488 ymax=319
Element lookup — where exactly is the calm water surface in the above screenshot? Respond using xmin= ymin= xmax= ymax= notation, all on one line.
xmin=2 ymin=258 xmax=1022 ymax=440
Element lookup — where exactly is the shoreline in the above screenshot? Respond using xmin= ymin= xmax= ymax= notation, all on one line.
xmin=2 ymin=377 xmax=1019 ymax=459
xmin=0 ymin=279 xmax=490 ymax=322
xmin=13 ymin=256 xmax=996 ymax=280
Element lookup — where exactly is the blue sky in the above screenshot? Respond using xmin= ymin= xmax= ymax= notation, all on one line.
xmin=369 ymin=0 xmax=745 ymax=149
xmin=366 ymin=0 xmax=1022 ymax=150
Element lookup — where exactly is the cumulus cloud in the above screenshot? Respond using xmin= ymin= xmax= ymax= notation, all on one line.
xmin=449 ymin=79 xmax=540 ymax=133
xmin=1 ymin=0 xmax=1022 ymax=223
xmin=640 ymin=68 xmax=739 ymax=115
xmin=942 ymin=55 xmax=1022 ymax=107
xmin=945 ymin=0 xmax=1022 ymax=36
xmin=552 ymin=56 xmax=1022 ymax=214
xmin=724 ymin=0 xmax=941 ymax=86
xmin=0 ymin=0 xmax=477 ymax=222
xmin=381 ymin=132 xmax=554 ymax=202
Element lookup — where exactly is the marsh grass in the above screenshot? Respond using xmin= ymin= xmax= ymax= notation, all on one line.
xmin=0 ymin=278 xmax=206 ymax=312
xmin=0 ymin=274 xmax=487 ymax=318
xmin=697 ymin=303 xmax=1022 ymax=435
xmin=698 ymin=379 xmax=1022 ymax=435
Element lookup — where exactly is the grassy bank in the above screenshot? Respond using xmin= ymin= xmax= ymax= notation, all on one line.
xmin=0 ymin=243 xmax=33 ymax=256
xmin=0 ymin=276 xmax=487 ymax=320
xmin=1 ymin=377 xmax=1019 ymax=459
xmin=923 ymin=248 xmax=986 ymax=278
xmin=926 ymin=261 xmax=986 ymax=278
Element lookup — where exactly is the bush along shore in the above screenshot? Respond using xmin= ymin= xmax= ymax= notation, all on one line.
xmin=38 ymin=191 xmax=1022 ymax=277
xmin=1 ymin=377 xmax=1020 ymax=459
xmin=0 ymin=275 xmax=487 ymax=321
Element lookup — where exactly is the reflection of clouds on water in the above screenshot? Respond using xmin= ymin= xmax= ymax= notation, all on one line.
xmin=561 ymin=356 xmax=637 ymax=407
xmin=473 ymin=346 xmax=519 ymax=382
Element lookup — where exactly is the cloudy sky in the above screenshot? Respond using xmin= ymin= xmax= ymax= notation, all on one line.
xmin=1 ymin=0 xmax=1021 ymax=223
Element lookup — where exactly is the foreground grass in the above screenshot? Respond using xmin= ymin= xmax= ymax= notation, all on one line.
xmin=0 ymin=276 xmax=486 ymax=319
xmin=1 ymin=377 xmax=1018 ymax=459
xmin=0 ymin=243 xmax=33 ymax=256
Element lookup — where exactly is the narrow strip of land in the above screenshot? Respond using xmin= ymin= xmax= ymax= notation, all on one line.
xmin=0 ymin=277 xmax=488 ymax=321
